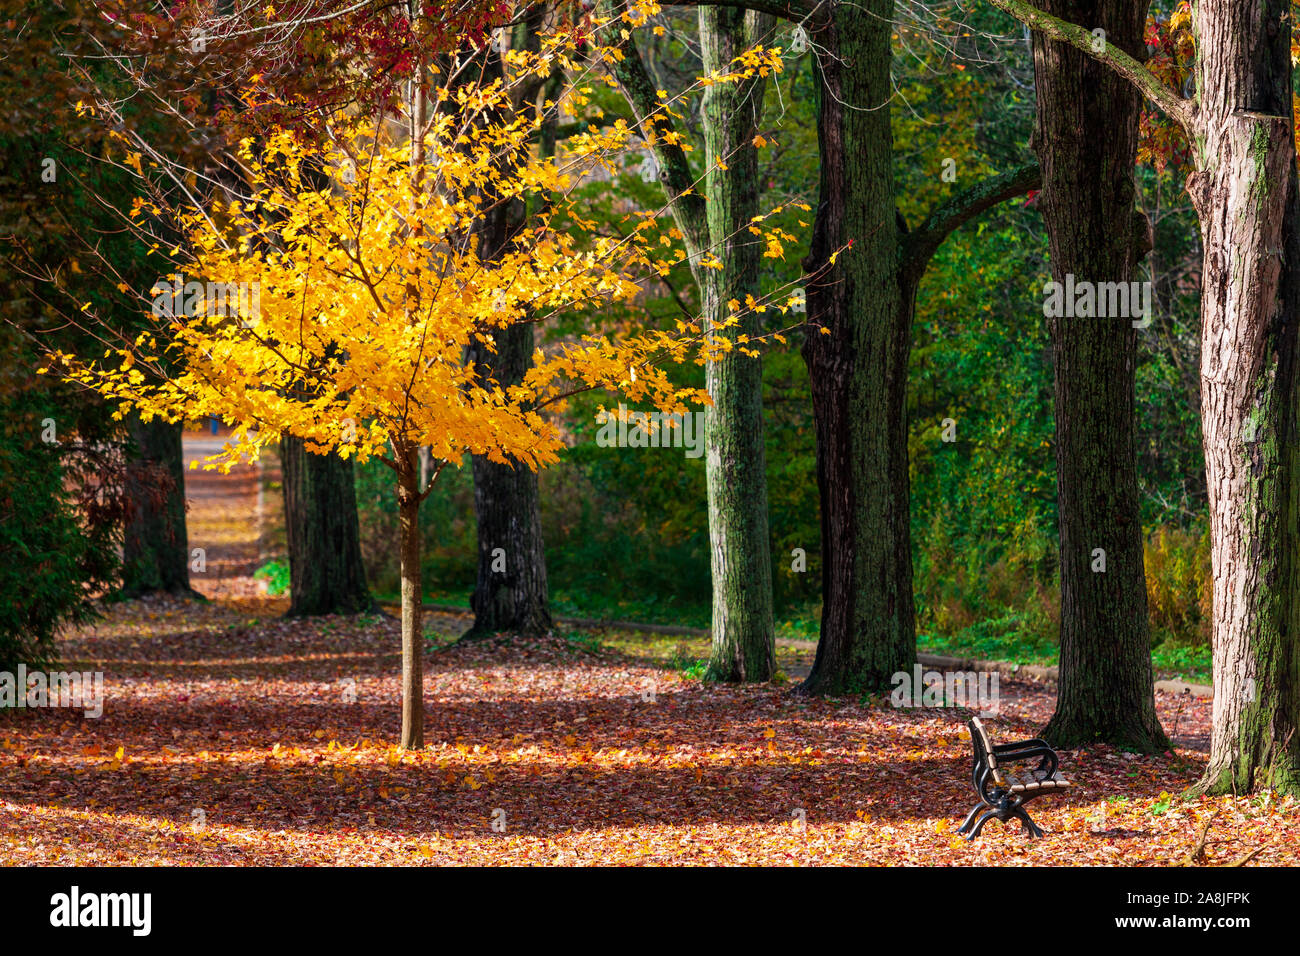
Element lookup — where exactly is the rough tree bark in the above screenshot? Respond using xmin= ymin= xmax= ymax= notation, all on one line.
xmin=1187 ymin=0 xmax=1300 ymax=795
xmin=466 ymin=318 xmax=553 ymax=639
xmin=280 ymin=435 xmax=373 ymax=616
xmin=599 ymin=1 xmax=776 ymax=680
xmin=464 ymin=13 xmax=553 ymax=641
xmin=989 ymin=0 xmax=1300 ymax=794
xmin=796 ymin=0 xmax=914 ymax=695
xmin=121 ymin=413 xmax=193 ymax=596
xmin=1030 ymin=0 xmax=1168 ymax=751
xmin=797 ymin=6 xmax=1040 ymax=696
xmin=698 ymin=6 xmax=778 ymax=681
xmin=647 ymin=0 xmax=1040 ymax=694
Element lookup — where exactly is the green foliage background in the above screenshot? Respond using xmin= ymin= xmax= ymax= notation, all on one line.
xmin=345 ymin=9 xmax=1211 ymax=684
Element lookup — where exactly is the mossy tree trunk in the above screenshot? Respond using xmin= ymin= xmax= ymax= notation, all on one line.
xmin=1186 ymin=0 xmax=1300 ymax=795
xmin=796 ymin=2 xmax=913 ymax=696
xmin=698 ymin=6 xmax=777 ymax=682
xmin=635 ymin=0 xmax=1038 ymax=694
xmin=599 ymin=0 xmax=777 ymax=680
xmin=1029 ymin=0 xmax=1167 ymax=752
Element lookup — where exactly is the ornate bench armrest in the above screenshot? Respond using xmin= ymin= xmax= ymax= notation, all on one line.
xmin=994 ymin=743 xmax=1059 ymax=778
xmin=976 ymin=765 xmax=1006 ymax=802
xmin=994 ymin=738 xmax=1051 ymax=753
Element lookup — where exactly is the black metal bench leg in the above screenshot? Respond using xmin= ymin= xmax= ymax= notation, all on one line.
xmin=957 ymin=804 xmax=984 ymax=835
xmin=1012 ymin=805 xmax=1044 ymax=838
xmin=964 ymin=809 xmax=1000 ymax=839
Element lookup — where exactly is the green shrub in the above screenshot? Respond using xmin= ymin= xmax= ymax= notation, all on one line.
xmin=254 ymin=559 xmax=291 ymax=597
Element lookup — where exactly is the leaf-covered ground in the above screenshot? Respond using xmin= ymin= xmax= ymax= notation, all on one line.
xmin=1 ymin=439 xmax=1295 ymax=866
xmin=4 ymin=593 xmax=1298 ymax=865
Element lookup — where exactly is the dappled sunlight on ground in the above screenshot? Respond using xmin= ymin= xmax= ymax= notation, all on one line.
xmin=1 ymin=596 xmax=1293 ymax=866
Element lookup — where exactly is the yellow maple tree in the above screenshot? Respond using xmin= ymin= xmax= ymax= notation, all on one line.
xmin=50 ymin=20 xmax=792 ymax=748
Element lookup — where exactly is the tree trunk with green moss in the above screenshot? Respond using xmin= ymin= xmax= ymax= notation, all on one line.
xmin=599 ymin=1 xmax=777 ymax=680
xmin=698 ymin=6 xmax=777 ymax=682
xmin=797 ymin=1 xmax=914 ymax=696
xmin=1185 ymin=0 xmax=1300 ymax=796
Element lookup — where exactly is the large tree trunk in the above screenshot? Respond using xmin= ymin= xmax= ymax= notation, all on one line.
xmin=1186 ymin=0 xmax=1300 ymax=795
xmin=121 ymin=413 xmax=192 ymax=596
xmin=798 ymin=0 xmax=916 ymax=696
xmin=280 ymin=435 xmax=372 ymax=616
xmin=397 ymin=452 xmax=424 ymax=749
xmin=991 ymin=0 xmax=1300 ymax=797
xmin=1031 ymin=0 xmax=1167 ymax=751
xmin=699 ymin=6 xmax=776 ymax=682
xmin=467 ymin=370 xmax=553 ymax=639
xmin=463 ymin=21 xmax=553 ymax=641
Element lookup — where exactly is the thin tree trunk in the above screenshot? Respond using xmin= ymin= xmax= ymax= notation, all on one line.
xmin=1031 ymin=0 xmax=1167 ymax=751
xmin=699 ymin=6 xmax=776 ymax=681
xmin=398 ymin=0 xmax=427 ymax=750
xmin=122 ymin=413 xmax=192 ymax=596
xmin=397 ymin=455 xmax=424 ymax=749
xmin=280 ymin=435 xmax=372 ymax=616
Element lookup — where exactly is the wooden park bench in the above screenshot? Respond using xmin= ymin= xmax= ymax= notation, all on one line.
xmin=958 ymin=717 xmax=1070 ymax=839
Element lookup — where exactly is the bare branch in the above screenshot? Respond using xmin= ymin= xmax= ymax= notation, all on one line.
xmin=985 ymin=0 xmax=1193 ymax=131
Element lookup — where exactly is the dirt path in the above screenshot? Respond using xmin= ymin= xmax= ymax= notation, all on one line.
xmin=182 ymin=431 xmax=278 ymax=604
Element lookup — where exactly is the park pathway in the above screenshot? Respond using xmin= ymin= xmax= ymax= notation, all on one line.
xmin=182 ymin=430 xmax=279 ymax=603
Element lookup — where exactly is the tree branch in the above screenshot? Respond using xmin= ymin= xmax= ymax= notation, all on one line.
xmin=595 ymin=1 xmax=709 ymax=253
xmin=901 ymin=161 xmax=1041 ymax=280
xmin=660 ymin=0 xmax=818 ymax=21
xmin=986 ymin=0 xmax=1193 ymax=131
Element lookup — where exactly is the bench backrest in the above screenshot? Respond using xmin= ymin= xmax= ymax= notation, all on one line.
xmin=968 ymin=717 xmax=1006 ymax=786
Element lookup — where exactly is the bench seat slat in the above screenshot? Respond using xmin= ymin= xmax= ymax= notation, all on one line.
xmin=1000 ymin=769 xmax=1070 ymax=792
